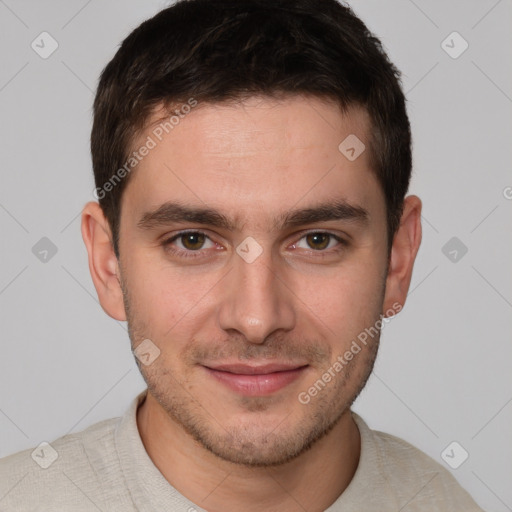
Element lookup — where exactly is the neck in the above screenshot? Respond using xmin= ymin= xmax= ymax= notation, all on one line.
xmin=137 ymin=391 xmax=360 ymax=512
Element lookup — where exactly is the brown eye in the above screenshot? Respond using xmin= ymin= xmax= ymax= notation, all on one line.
xmin=162 ymin=231 xmax=217 ymax=260
xmin=293 ymin=232 xmax=346 ymax=255
xmin=305 ymin=233 xmax=331 ymax=250
xmin=180 ymin=232 xmax=206 ymax=250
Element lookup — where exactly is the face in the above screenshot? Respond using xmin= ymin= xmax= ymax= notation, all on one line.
xmin=116 ymin=96 xmax=391 ymax=466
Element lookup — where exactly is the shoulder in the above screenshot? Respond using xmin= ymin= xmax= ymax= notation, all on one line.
xmin=0 ymin=417 xmax=120 ymax=511
xmin=352 ymin=413 xmax=485 ymax=511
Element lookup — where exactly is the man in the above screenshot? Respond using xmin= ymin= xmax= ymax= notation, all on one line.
xmin=0 ymin=0 xmax=484 ymax=510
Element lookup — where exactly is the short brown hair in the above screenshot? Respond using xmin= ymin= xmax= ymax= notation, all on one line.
xmin=91 ymin=0 xmax=412 ymax=258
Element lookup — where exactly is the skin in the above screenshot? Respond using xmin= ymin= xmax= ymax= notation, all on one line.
xmin=81 ymin=95 xmax=422 ymax=512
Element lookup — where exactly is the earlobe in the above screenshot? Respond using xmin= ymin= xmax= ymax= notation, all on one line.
xmin=81 ymin=201 xmax=127 ymax=321
xmin=382 ymin=195 xmax=422 ymax=315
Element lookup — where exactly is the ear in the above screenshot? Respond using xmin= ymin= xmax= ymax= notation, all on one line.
xmin=382 ymin=195 xmax=422 ymax=316
xmin=81 ymin=201 xmax=126 ymax=321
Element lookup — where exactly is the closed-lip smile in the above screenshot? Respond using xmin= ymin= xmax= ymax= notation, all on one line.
xmin=202 ymin=362 xmax=309 ymax=396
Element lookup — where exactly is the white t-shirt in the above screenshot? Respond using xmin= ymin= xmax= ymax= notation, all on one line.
xmin=0 ymin=389 xmax=484 ymax=511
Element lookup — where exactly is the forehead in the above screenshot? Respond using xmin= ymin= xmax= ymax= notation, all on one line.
xmin=122 ymin=95 xmax=384 ymax=229
xmin=142 ymin=95 xmax=371 ymax=157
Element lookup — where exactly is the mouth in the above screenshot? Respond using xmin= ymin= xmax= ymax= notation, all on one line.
xmin=201 ymin=362 xmax=309 ymax=396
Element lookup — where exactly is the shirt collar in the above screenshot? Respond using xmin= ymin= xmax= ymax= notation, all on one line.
xmin=115 ymin=389 xmax=392 ymax=511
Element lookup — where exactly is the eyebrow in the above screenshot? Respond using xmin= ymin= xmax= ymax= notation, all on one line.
xmin=137 ymin=199 xmax=369 ymax=232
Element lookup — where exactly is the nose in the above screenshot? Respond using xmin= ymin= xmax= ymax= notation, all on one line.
xmin=217 ymin=245 xmax=296 ymax=344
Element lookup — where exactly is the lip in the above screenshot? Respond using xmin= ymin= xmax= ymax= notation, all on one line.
xmin=202 ymin=363 xmax=308 ymax=396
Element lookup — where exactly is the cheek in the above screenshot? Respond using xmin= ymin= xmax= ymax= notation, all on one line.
xmin=126 ymin=259 xmax=219 ymax=339
xmin=299 ymin=259 xmax=385 ymax=341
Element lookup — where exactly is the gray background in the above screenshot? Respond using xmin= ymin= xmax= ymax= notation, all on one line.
xmin=0 ymin=1 xmax=511 ymax=510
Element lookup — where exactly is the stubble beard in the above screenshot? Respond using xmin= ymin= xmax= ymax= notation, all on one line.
xmin=119 ymin=272 xmax=382 ymax=468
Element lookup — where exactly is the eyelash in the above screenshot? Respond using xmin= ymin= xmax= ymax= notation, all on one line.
xmin=161 ymin=230 xmax=347 ymax=260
